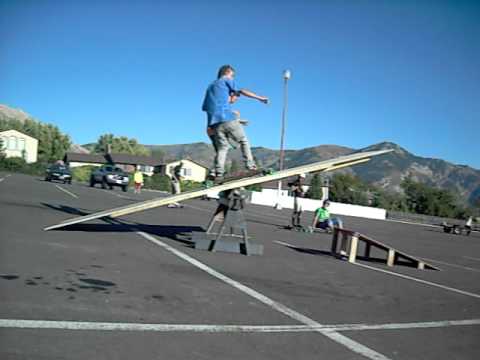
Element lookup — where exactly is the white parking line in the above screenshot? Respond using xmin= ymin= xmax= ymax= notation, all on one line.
xmin=353 ymin=262 xmax=480 ymax=299
xmin=0 ymin=318 xmax=478 ymax=333
xmin=136 ymin=230 xmax=392 ymax=360
xmin=464 ymin=256 xmax=480 ymax=262
xmin=101 ymin=189 xmax=135 ymax=200
xmin=383 ymin=219 xmax=440 ymax=228
xmin=275 ymin=240 xmax=480 ymax=299
xmin=54 ymin=184 xmax=78 ymax=199
xmin=422 ymin=257 xmax=480 ymax=273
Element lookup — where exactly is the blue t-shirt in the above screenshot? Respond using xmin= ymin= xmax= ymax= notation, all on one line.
xmin=202 ymin=77 xmax=240 ymax=126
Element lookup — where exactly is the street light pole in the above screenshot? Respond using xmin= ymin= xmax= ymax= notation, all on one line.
xmin=275 ymin=69 xmax=291 ymax=210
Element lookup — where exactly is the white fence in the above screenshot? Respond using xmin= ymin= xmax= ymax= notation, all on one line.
xmin=250 ymin=189 xmax=387 ymax=220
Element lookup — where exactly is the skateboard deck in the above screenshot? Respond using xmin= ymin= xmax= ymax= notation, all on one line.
xmin=44 ymin=149 xmax=392 ymax=231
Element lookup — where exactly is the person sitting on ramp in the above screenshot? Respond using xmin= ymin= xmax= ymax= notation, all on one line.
xmin=312 ymin=200 xmax=343 ymax=233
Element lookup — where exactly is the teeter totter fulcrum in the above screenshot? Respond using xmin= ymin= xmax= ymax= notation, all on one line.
xmin=44 ymin=149 xmax=393 ymax=255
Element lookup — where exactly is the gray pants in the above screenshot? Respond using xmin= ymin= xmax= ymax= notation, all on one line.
xmin=171 ymin=179 xmax=181 ymax=195
xmin=213 ymin=120 xmax=254 ymax=176
xmin=292 ymin=196 xmax=303 ymax=227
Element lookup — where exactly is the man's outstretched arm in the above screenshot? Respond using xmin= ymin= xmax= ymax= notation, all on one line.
xmin=239 ymin=89 xmax=269 ymax=104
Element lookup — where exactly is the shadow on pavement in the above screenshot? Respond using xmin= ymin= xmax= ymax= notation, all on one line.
xmin=41 ymin=202 xmax=91 ymax=216
xmin=277 ymin=242 xmax=420 ymax=268
xmin=42 ymin=202 xmax=202 ymax=247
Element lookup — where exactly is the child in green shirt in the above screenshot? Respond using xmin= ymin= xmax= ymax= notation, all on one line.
xmin=312 ymin=200 xmax=343 ymax=232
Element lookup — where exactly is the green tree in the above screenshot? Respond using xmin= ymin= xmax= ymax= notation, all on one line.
xmin=371 ymin=189 xmax=408 ymax=212
xmin=401 ymin=178 xmax=463 ymax=218
xmin=94 ymin=133 xmax=150 ymax=156
xmin=0 ymin=137 xmax=5 ymax=160
xmin=329 ymin=173 xmax=369 ymax=206
xmin=151 ymin=148 xmax=167 ymax=163
xmin=306 ymin=173 xmax=323 ymax=199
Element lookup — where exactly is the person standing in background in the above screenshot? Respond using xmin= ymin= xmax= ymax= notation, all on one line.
xmin=133 ymin=167 xmax=144 ymax=194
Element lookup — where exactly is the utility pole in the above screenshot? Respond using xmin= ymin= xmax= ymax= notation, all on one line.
xmin=274 ymin=69 xmax=291 ymax=210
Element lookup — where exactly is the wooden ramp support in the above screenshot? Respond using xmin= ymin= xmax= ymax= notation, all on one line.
xmin=191 ymin=189 xmax=263 ymax=256
xmin=331 ymin=228 xmax=440 ymax=270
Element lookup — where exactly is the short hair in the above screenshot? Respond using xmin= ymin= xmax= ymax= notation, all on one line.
xmin=217 ymin=65 xmax=235 ymax=79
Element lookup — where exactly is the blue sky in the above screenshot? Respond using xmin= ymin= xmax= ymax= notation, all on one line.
xmin=1 ymin=0 xmax=479 ymax=168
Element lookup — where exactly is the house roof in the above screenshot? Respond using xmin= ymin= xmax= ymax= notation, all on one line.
xmin=0 ymin=129 xmax=38 ymax=141
xmin=64 ymin=152 xmax=108 ymax=164
xmin=107 ymin=153 xmax=163 ymax=166
xmin=163 ymin=158 xmax=209 ymax=169
xmin=64 ymin=152 xmax=164 ymax=166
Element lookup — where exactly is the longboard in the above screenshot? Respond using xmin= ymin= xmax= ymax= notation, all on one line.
xmin=44 ymin=149 xmax=393 ymax=231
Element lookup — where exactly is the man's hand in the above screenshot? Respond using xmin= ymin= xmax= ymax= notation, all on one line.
xmin=259 ymin=96 xmax=269 ymax=105
xmin=229 ymin=94 xmax=239 ymax=104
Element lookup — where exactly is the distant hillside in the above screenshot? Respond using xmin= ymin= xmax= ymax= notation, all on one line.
xmin=69 ymin=144 xmax=90 ymax=154
xmin=0 ymin=104 xmax=32 ymax=123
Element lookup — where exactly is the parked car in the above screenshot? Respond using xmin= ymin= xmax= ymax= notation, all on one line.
xmin=90 ymin=165 xmax=129 ymax=192
xmin=45 ymin=164 xmax=72 ymax=184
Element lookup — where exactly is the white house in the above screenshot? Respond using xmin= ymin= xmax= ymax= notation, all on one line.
xmin=158 ymin=159 xmax=208 ymax=182
xmin=0 ymin=129 xmax=38 ymax=163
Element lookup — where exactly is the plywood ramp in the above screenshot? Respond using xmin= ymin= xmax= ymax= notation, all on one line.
xmin=331 ymin=228 xmax=440 ymax=270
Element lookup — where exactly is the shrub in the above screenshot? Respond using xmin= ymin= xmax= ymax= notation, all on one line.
xmin=181 ymin=180 xmax=203 ymax=192
xmin=71 ymin=165 xmax=98 ymax=183
xmin=143 ymin=174 xmax=171 ymax=192
xmin=0 ymin=157 xmax=27 ymax=171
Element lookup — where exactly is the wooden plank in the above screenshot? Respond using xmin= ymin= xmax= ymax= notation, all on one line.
xmin=358 ymin=234 xmax=390 ymax=251
xmin=387 ymin=249 xmax=395 ymax=267
xmin=348 ymin=234 xmax=359 ymax=263
xmin=44 ymin=149 xmax=392 ymax=231
xmin=331 ymin=228 xmax=339 ymax=254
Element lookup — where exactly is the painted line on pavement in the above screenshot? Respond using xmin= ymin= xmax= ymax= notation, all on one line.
xmin=422 ymin=257 xmax=480 ymax=273
xmin=383 ymin=218 xmax=440 ymax=228
xmin=275 ymin=240 xmax=480 ymax=299
xmin=136 ymin=230 xmax=392 ymax=360
xmin=101 ymin=189 xmax=137 ymax=201
xmin=1 ymin=318 xmax=478 ymax=333
xmin=54 ymin=184 xmax=78 ymax=199
xmin=332 ymin=318 xmax=480 ymax=332
xmin=464 ymin=256 xmax=480 ymax=262
xmin=353 ymin=262 xmax=480 ymax=299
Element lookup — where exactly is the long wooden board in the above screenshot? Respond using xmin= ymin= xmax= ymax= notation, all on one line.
xmin=44 ymin=149 xmax=393 ymax=231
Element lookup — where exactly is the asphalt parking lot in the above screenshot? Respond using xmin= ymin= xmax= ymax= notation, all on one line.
xmin=1 ymin=172 xmax=479 ymax=359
